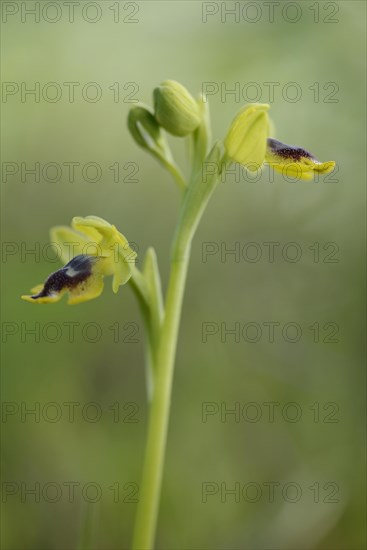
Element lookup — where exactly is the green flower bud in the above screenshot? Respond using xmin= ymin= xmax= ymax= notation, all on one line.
xmin=127 ymin=104 xmax=186 ymax=191
xmin=127 ymin=105 xmax=170 ymax=158
xmin=153 ymin=80 xmax=201 ymax=137
xmin=224 ymin=103 xmax=270 ymax=170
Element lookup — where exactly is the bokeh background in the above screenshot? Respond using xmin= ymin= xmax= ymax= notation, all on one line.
xmin=1 ymin=1 xmax=366 ymax=549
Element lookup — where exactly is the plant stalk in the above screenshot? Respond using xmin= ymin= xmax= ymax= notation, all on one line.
xmin=132 ymin=237 xmax=190 ymax=549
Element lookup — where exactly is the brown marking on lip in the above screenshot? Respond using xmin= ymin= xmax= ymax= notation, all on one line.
xmin=267 ymin=138 xmax=314 ymax=162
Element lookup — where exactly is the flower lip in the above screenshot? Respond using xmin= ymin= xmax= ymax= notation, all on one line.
xmin=29 ymin=255 xmax=100 ymax=301
xmin=265 ymin=137 xmax=335 ymax=180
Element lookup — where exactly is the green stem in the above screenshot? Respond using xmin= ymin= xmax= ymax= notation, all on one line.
xmin=131 ymin=92 xmax=220 ymax=546
xmin=132 ymin=235 xmax=190 ymax=549
xmin=132 ymin=145 xmax=223 ymax=549
xmin=163 ymin=160 xmax=187 ymax=192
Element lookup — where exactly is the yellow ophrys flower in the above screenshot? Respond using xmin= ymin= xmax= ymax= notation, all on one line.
xmin=22 ymin=216 xmax=137 ymax=304
xmin=224 ymin=103 xmax=336 ymax=180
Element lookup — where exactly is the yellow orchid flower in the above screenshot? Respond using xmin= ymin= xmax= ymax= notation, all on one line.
xmin=224 ymin=104 xmax=335 ymax=181
xmin=22 ymin=216 xmax=137 ymax=304
xmin=266 ymin=138 xmax=336 ymax=181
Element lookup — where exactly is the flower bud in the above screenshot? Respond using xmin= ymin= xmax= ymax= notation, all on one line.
xmin=127 ymin=105 xmax=170 ymax=158
xmin=153 ymin=80 xmax=201 ymax=137
xmin=224 ymin=103 xmax=270 ymax=170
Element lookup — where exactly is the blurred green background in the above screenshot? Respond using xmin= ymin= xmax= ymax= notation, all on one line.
xmin=1 ymin=1 xmax=366 ymax=549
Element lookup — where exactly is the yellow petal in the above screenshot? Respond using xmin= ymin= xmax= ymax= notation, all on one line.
xmin=50 ymin=226 xmax=90 ymax=263
xmin=71 ymin=217 xmax=137 ymax=267
xmin=224 ymin=104 xmax=270 ymax=168
xmin=112 ymin=265 xmax=130 ymax=293
xmin=72 ymin=216 xmax=111 ymax=242
xmin=111 ymin=245 xmax=136 ymax=292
